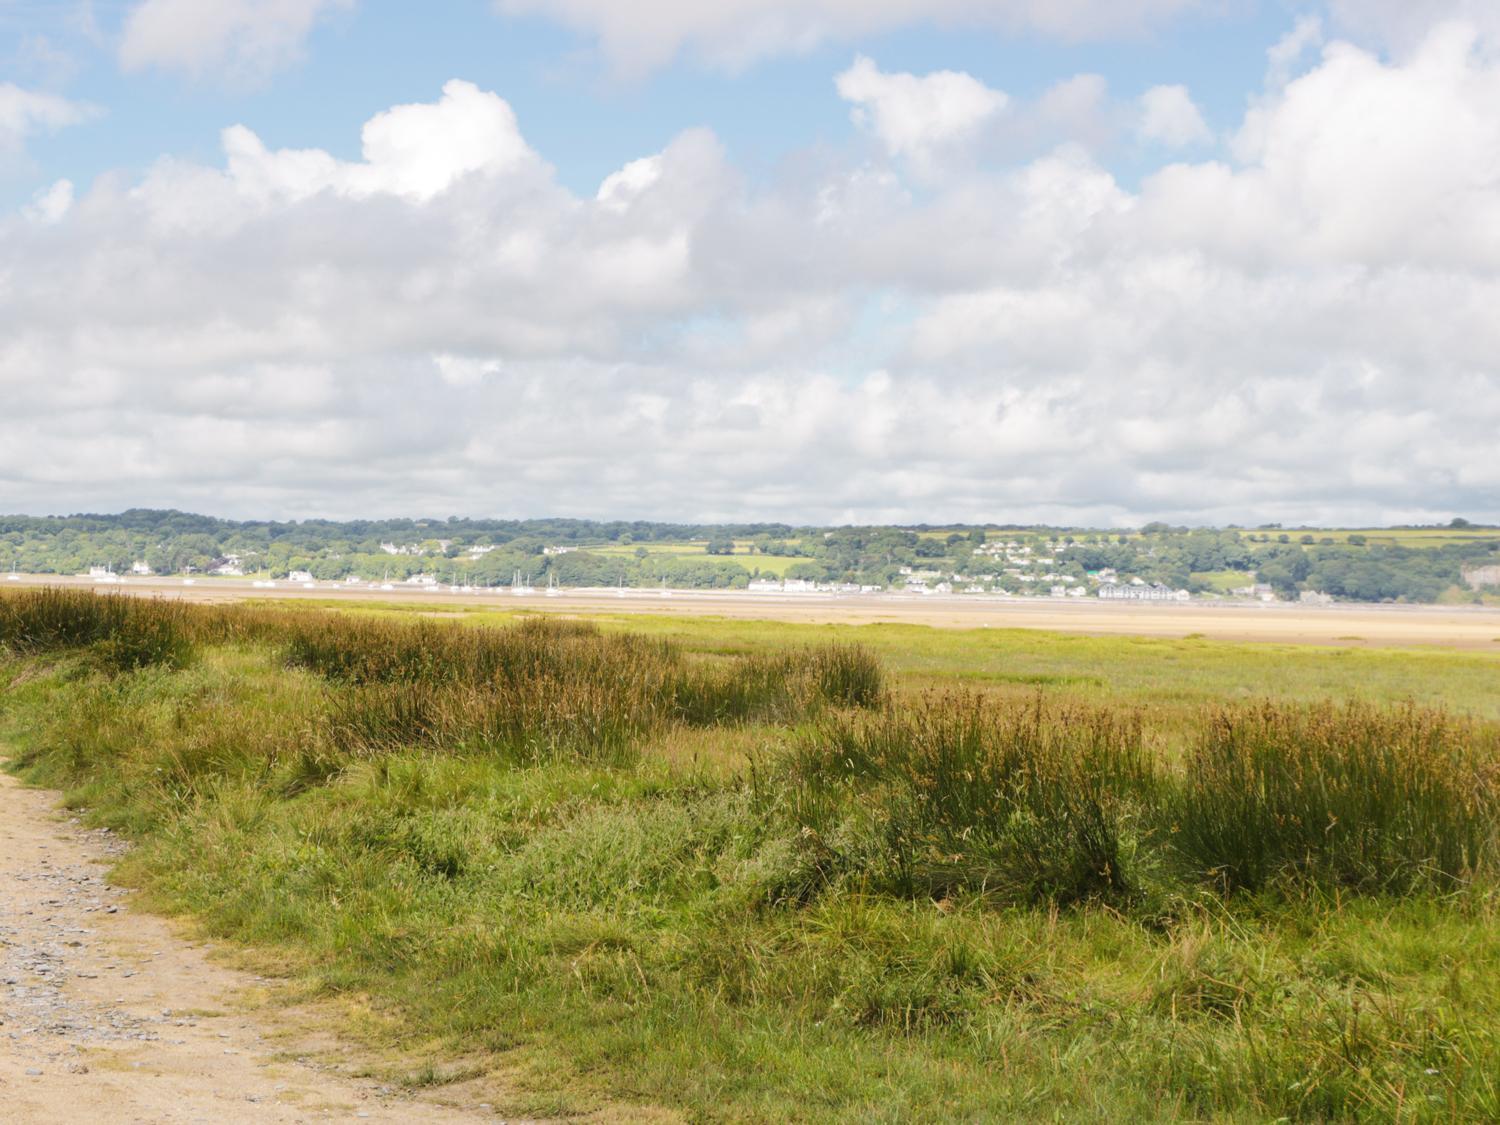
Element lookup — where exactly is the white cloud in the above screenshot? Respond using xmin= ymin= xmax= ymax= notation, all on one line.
xmin=0 ymin=83 xmax=93 ymax=158
xmin=220 ymin=80 xmax=542 ymax=204
xmin=1327 ymin=1 xmax=1500 ymax=56
xmin=23 ymin=178 xmax=74 ymax=223
xmin=433 ymin=354 xmax=502 ymax=388
xmin=1136 ymin=84 xmax=1211 ymax=147
xmin=1193 ymin=22 xmax=1500 ymax=267
xmin=495 ymin=0 xmax=1202 ymax=75
xmin=118 ymin=0 xmax=354 ymax=81
xmin=597 ymin=155 xmax=663 ymax=211
xmin=837 ymin=56 xmax=1007 ymax=174
xmin=6 ymin=24 xmax=1500 ymax=524
xmin=1267 ymin=15 xmax=1323 ymax=88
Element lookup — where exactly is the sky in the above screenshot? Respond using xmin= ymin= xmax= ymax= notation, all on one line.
xmin=2 ymin=1 xmax=1499 ymax=527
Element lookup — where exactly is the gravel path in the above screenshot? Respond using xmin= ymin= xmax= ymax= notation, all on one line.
xmin=0 ymin=770 xmax=509 ymax=1123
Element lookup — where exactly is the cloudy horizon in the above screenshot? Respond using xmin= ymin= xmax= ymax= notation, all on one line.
xmin=3 ymin=1 xmax=1498 ymax=528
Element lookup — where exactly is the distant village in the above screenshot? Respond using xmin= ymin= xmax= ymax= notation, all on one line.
xmin=11 ymin=511 xmax=1494 ymax=606
xmin=72 ymin=534 xmax=1287 ymax=602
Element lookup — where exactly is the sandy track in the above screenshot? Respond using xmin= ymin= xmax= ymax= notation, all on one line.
xmin=10 ymin=576 xmax=1500 ymax=651
xmin=0 ymin=771 xmax=509 ymax=1124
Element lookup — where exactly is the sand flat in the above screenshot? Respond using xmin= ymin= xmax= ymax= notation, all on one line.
xmin=11 ymin=576 xmax=1500 ymax=651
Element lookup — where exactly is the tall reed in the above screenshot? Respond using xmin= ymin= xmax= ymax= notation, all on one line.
xmin=1169 ymin=701 xmax=1500 ymax=892
xmin=777 ymin=693 xmax=1155 ymax=905
xmin=0 ymin=587 xmax=196 ymax=669
xmin=0 ymin=589 xmax=884 ymax=764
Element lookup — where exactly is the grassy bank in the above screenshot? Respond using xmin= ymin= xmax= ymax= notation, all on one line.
xmin=3 ymin=589 xmax=1499 ymax=1120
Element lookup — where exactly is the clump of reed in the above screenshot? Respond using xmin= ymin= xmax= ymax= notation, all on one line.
xmin=282 ymin=613 xmax=658 ymax=688
xmin=669 ymin=644 xmax=886 ymax=726
xmin=0 ymin=587 xmax=196 ymax=670
xmin=303 ymin=624 xmax=883 ymax=761
xmin=0 ymin=590 xmax=885 ymax=766
xmin=325 ymin=675 xmax=665 ymax=767
xmin=806 ymin=643 xmax=886 ymax=709
xmin=773 ymin=693 xmax=1156 ymax=906
xmin=772 ymin=693 xmax=1500 ymax=907
xmin=1169 ymin=701 xmax=1500 ymax=893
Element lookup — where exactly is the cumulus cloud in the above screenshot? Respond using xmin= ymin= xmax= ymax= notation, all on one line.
xmin=1327 ymin=0 xmax=1500 ymax=56
xmin=118 ymin=0 xmax=354 ymax=81
xmin=495 ymin=0 xmax=1202 ymax=75
xmin=23 ymin=178 xmax=74 ymax=223
xmin=221 ymin=79 xmax=542 ymax=203
xmin=835 ymin=64 xmax=1156 ymax=174
xmin=5 ymin=21 xmax=1500 ymax=524
xmin=1267 ymin=15 xmax=1324 ymax=88
xmin=0 ymin=83 xmax=94 ymax=158
xmin=1136 ymin=84 xmax=1211 ymax=147
xmin=837 ymin=56 xmax=1007 ymax=174
xmin=596 ymin=155 xmax=663 ymax=211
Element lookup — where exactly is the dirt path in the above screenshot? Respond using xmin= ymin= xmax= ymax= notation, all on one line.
xmin=0 ymin=771 xmax=511 ymax=1124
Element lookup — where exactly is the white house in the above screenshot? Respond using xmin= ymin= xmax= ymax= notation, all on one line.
xmin=1099 ymin=583 xmax=1189 ymax=601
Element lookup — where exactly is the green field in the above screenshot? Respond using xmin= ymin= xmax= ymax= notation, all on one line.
xmin=1310 ymin=528 xmax=1500 ymax=549
xmin=1189 ymin=568 xmax=1255 ymax=593
xmin=3 ymin=590 xmax=1498 ymax=1121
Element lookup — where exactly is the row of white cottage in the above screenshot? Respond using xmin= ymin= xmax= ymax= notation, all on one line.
xmin=1098 ymin=582 xmax=1191 ymax=601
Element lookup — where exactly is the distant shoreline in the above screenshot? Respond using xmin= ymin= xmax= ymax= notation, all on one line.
xmin=7 ymin=574 xmax=1499 ymax=651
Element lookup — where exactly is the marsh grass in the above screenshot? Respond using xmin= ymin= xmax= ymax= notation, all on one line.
xmin=1 ymin=589 xmax=883 ymax=769
xmin=775 ymin=692 xmax=1500 ymax=907
xmin=3 ymin=586 xmax=1500 ymax=1120
xmin=1171 ymin=702 xmax=1500 ymax=893
xmin=776 ymin=694 xmax=1155 ymax=905
xmin=0 ymin=586 xmax=198 ymax=670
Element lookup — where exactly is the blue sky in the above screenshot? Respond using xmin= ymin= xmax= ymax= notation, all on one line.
xmin=3 ymin=1 xmax=1499 ymax=525
xmin=10 ymin=1 xmax=1295 ymax=205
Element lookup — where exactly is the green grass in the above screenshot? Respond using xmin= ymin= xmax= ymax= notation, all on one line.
xmin=3 ymin=588 xmax=1499 ymax=1121
xmin=550 ymin=610 xmax=1500 ymax=724
xmin=1191 ymin=569 xmax=1255 ymax=593
xmin=1311 ymin=528 xmax=1500 ymax=549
